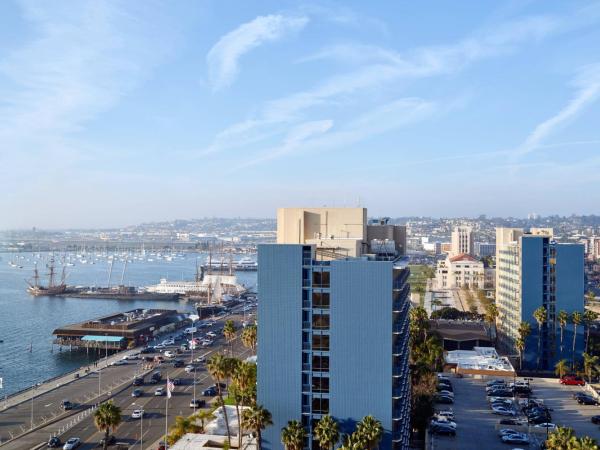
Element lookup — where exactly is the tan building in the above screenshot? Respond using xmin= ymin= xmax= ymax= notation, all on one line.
xmin=276 ymin=207 xmax=406 ymax=258
xmin=451 ymin=226 xmax=474 ymax=256
xmin=435 ymin=253 xmax=484 ymax=289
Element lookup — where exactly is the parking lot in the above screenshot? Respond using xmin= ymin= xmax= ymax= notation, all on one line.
xmin=431 ymin=375 xmax=600 ymax=450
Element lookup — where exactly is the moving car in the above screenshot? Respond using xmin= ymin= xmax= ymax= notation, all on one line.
xmin=576 ymin=394 xmax=597 ymax=405
xmin=203 ymin=386 xmax=217 ymax=396
xmin=133 ymin=377 xmax=144 ymax=386
xmin=47 ymin=437 xmax=62 ymax=448
xmin=591 ymin=415 xmax=600 ymax=424
xmin=131 ymin=389 xmax=143 ymax=398
xmin=185 ymin=365 xmax=196 ymax=373
xmin=154 ymin=387 xmax=165 ymax=396
xmin=190 ymin=399 xmax=206 ymax=408
xmin=60 ymin=400 xmax=73 ymax=410
xmin=131 ymin=409 xmax=144 ymax=419
xmin=164 ymin=351 xmax=176 ymax=358
xmin=62 ymin=438 xmax=81 ymax=450
xmin=99 ymin=435 xmax=116 ymax=446
xmin=560 ymin=375 xmax=585 ymax=386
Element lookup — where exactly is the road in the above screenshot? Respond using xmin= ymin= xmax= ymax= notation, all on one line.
xmin=0 ymin=303 xmax=256 ymax=450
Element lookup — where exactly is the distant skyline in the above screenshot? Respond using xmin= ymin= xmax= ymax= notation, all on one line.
xmin=1 ymin=1 xmax=600 ymax=229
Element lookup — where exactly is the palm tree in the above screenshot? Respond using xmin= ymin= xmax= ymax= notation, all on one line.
xmin=574 ymin=436 xmax=599 ymax=449
xmin=313 ymin=415 xmax=339 ymax=450
xmin=533 ymin=306 xmax=547 ymax=370
xmin=341 ymin=431 xmax=367 ymax=450
xmin=207 ymin=353 xmax=232 ymax=445
xmin=232 ymin=360 xmax=255 ymax=449
xmin=545 ymin=427 xmax=575 ymax=450
xmin=555 ymin=359 xmax=569 ymax=379
xmin=223 ymin=320 xmax=236 ymax=356
xmin=242 ymin=404 xmax=272 ymax=450
xmin=572 ymin=311 xmax=583 ymax=370
xmin=558 ymin=310 xmax=569 ymax=358
xmin=584 ymin=310 xmax=598 ymax=354
xmin=583 ymin=352 xmax=599 ymax=384
xmin=168 ymin=416 xmax=201 ymax=444
xmin=242 ymin=325 xmax=257 ymax=354
xmin=356 ymin=415 xmax=383 ymax=450
xmin=517 ymin=321 xmax=531 ymax=370
xmin=93 ymin=401 xmax=122 ymax=450
xmin=192 ymin=408 xmax=215 ymax=432
xmin=485 ymin=303 xmax=499 ymax=345
xmin=281 ymin=420 xmax=306 ymax=450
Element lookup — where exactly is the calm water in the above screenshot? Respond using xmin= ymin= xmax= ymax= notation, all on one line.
xmin=0 ymin=251 xmax=256 ymax=396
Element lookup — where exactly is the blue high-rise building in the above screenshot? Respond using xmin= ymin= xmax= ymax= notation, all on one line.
xmin=257 ymin=244 xmax=411 ymax=450
xmin=496 ymin=228 xmax=585 ymax=370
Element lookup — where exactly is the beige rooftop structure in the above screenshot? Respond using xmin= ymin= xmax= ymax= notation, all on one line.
xmin=277 ymin=207 xmax=367 ymax=257
xmin=277 ymin=207 xmax=406 ymax=258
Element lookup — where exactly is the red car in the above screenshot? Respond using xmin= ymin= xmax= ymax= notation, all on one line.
xmin=560 ymin=375 xmax=585 ymax=386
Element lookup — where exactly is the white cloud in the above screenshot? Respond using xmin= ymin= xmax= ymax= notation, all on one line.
xmin=207 ymin=14 xmax=308 ymax=91
xmin=514 ymin=63 xmax=600 ymax=157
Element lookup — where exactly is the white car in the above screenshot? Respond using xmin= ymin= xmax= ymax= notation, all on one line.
xmin=123 ymin=353 xmax=139 ymax=360
xmin=154 ymin=343 xmax=166 ymax=349
xmin=492 ymin=405 xmax=516 ymax=416
xmin=534 ymin=423 xmax=557 ymax=431
xmin=195 ymin=356 xmax=206 ymax=363
xmin=206 ymin=331 xmax=216 ymax=338
xmin=131 ymin=409 xmax=144 ymax=419
xmin=163 ymin=339 xmax=175 ymax=346
xmin=202 ymin=340 xmax=213 ymax=347
xmin=430 ymin=418 xmax=457 ymax=430
xmin=437 ymin=390 xmax=454 ymax=397
xmin=63 ymin=437 xmax=81 ymax=449
xmin=436 ymin=411 xmax=455 ymax=420
xmin=164 ymin=351 xmax=176 ymax=358
xmin=185 ymin=365 xmax=195 ymax=373
xmin=154 ymin=387 xmax=164 ymax=396
xmin=111 ymin=360 xmax=127 ymax=366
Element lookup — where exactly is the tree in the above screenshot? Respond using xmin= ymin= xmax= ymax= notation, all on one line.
xmin=583 ymin=352 xmax=599 ymax=384
xmin=93 ymin=401 xmax=122 ymax=450
xmin=586 ymin=291 xmax=596 ymax=305
xmin=572 ymin=311 xmax=583 ymax=370
xmin=533 ymin=306 xmax=547 ymax=370
xmin=313 ymin=415 xmax=340 ymax=450
xmin=242 ymin=404 xmax=272 ymax=450
xmin=545 ymin=427 xmax=575 ymax=450
xmin=281 ymin=420 xmax=306 ymax=450
xmin=558 ymin=310 xmax=569 ymax=358
xmin=584 ymin=310 xmax=598 ymax=354
xmin=356 ymin=415 xmax=383 ymax=450
xmin=341 ymin=431 xmax=367 ymax=450
xmin=207 ymin=353 xmax=232 ymax=445
xmin=231 ymin=360 xmax=256 ymax=449
xmin=485 ymin=303 xmax=499 ymax=345
xmin=409 ymin=306 xmax=429 ymax=344
xmin=573 ymin=436 xmax=599 ymax=450
xmin=223 ymin=320 xmax=236 ymax=356
xmin=555 ymin=359 xmax=569 ymax=379
xmin=517 ymin=322 xmax=531 ymax=370
xmin=192 ymin=408 xmax=215 ymax=432
xmin=168 ymin=416 xmax=201 ymax=444
xmin=242 ymin=325 xmax=257 ymax=354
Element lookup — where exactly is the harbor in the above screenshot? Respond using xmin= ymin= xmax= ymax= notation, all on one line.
xmin=0 ymin=250 xmax=257 ymax=397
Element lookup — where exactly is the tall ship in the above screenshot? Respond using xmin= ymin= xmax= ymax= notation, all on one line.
xmin=26 ymin=258 xmax=70 ymax=296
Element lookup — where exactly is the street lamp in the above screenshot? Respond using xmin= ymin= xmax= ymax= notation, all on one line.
xmin=30 ymin=383 xmax=36 ymax=430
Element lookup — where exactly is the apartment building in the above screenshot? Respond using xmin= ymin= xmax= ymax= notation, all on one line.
xmin=495 ymin=227 xmax=585 ymax=370
xmin=258 ymin=242 xmax=412 ymax=449
xmin=451 ymin=226 xmax=474 ymax=256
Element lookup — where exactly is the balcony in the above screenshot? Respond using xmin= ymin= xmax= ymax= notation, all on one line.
xmin=302 ymin=321 xmax=311 ymax=329
xmin=302 ymin=363 xmax=311 ymax=371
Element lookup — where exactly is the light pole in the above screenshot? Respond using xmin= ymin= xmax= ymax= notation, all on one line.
xmin=190 ymin=326 xmax=197 ymax=412
xmin=30 ymin=384 xmax=36 ymax=430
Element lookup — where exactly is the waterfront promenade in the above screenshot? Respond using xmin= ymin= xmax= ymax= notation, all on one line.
xmin=0 ymin=304 xmax=255 ymax=449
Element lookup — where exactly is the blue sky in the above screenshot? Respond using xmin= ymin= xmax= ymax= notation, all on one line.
xmin=1 ymin=1 xmax=600 ymax=229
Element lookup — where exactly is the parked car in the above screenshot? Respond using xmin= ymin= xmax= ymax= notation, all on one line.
xmin=131 ymin=389 xmax=143 ymax=398
xmin=173 ymin=360 xmax=184 ymax=368
xmin=190 ymin=399 xmax=206 ymax=408
xmin=437 ymin=390 xmax=454 ymax=398
xmin=492 ymin=405 xmax=516 ymax=416
xmin=430 ymin=422 xmax=456 ymax=436
xmin=560 ymin=375 xmax=585 ymax=386
xmin=430 ymin=418 xmax=457 ymax=430
xmin=499 ymin=418 xmax=522 ymax=426
xmin=62 ymin=437 xmax=81 ymax=450
xmin=164 ymin=351 xmax=176 ymax=358
xmin=576 ymin=394 xmax=597 ymax=405
xmin=133 ymin=377 xmax=144 ymax=386
xmin=48 ymin=437 xmax=62 ymax=448
xmin=534 ymin=423 xmax=557 ymax=431
xmin=131 ymin=409 xmax=144 ymax=419
xmin=436 ymin=411 xmax=455 ymax=421
xmin=591 ymin=415 xmax=600 ymax=424
xmin=501 ymin=433 xmax=529 ymax=445
xmin=499 ymin=429 xmax=523 ymax=437
xmin=140 ymin=347 xmax=155 ymax=354
xmin=111 ymin=360 xmax=127 ymax=366
xmin=435 ymin=394 xmax=454 ymax=404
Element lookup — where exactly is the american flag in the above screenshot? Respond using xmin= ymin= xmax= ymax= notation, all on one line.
xmin=166 ymin=377 xmax=175 ymax=399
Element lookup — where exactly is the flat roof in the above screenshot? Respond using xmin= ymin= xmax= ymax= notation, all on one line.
xmin=81 ymin=335 xmax=125 ymax=342
xmin=445 ymin=347 xmax=515 ymax=374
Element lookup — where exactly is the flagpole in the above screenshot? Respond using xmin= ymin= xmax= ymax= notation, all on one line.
xmin=165 ymin=374 xmax=169 ymax=450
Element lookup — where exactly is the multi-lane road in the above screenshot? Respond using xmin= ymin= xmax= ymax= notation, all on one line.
xmin=0 ymin=303 xmax=256 ymax=450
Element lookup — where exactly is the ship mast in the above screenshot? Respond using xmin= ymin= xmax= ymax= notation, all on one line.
xmin=33 ymin=262 xmax=39 ymax=288
xmin=120 ymin=259 xmax=128 ymax=286
xmin=47 ymin=257 xmax=56 ymax=288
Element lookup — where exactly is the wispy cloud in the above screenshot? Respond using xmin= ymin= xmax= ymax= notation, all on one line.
xmin=207 ymin=14 xmax=308 ymax=91
xmin=233 ymin=98 xmax=437 ymax=170
xmin=202 ymin=13 xmax=564 ymax=159
xmin=513 ymin=63 xmax=600 ymax=158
